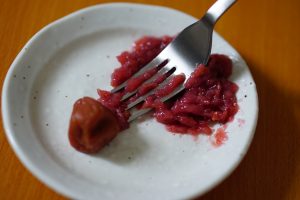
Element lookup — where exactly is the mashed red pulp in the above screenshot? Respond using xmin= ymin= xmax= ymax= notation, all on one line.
xmin=69 ymin=36 xmax=239 ymax=153
xmin=111 ymin=36 xmax=173 ymax=87
xmin=102 ymin=36 xmax=238 ymax=135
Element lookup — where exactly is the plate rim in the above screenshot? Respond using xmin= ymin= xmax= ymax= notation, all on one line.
xmin=1 ymin=2 xmax=259 ymax=199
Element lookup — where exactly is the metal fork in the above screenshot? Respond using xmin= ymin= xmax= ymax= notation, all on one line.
xmin=111 ymin=0 xmax=237 ymax=121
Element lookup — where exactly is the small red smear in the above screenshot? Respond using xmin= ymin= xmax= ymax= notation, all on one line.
xmin=211 ymin=127 xmax=228 ymax=147
xmin=222 ymin=124 xmax=228 ymax=129
xmin=193 ymin=135 xmax=199 ymax=142
xmin=228 ymin=116 xmax=235 ymax=122
xmin=238 ymin=118 xmax=245 ymax=127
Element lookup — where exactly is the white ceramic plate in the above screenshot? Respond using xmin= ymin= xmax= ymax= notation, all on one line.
xmin=2 ymin=3 xmax=258 ymax=200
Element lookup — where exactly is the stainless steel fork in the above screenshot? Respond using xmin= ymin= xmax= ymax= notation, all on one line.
xmin=111 ymin=0 xmax=237 ymax=121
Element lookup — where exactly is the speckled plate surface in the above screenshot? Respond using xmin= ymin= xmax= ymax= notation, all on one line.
xmin=1 ymin=3 xmax=258 ymax=200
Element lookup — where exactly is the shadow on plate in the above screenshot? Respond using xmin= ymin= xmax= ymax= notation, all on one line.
xmin=92 ymin=115 xmax=152 ymax=165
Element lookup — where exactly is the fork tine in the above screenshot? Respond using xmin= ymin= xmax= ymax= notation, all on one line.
xmin=121 ymin=63 xmax=171 ymax=101
xmin=159 ymin=83 xmax=185 ymax=102
xmin=128 ymin=84 xmax=185 ymax=122
xmin=128 ymin=108 xmax=152 ymax=122
xmin=111 ymin=57 xmax=163 ymax=93
xmin=126 ymin=67 xmax=176 ymax=109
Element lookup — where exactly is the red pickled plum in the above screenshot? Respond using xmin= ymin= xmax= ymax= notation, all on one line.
xmin=68 ymin=97 xmax=121 ymax=154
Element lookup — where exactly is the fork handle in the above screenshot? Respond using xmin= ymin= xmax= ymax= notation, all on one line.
xmin=204 ymin=0 xmax=237 ymax=25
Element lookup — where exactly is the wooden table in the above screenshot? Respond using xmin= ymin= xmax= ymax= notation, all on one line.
xmin=1 ymin=0 xmax=299 ymax=199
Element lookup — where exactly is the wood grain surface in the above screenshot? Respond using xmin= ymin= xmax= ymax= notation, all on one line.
xmin=1 ymin=0 xmax=299 ymax=199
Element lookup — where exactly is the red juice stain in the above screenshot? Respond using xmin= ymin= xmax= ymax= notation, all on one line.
xmin=223 ymin=124 xmax=228 ymax=129
xmin=238 ymin=118 xmax=245 ymax=127
xmin=192 ymin=135 xmax=199 ymax=142
xmin=210 ymin=127 xmax=228 ymax=147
